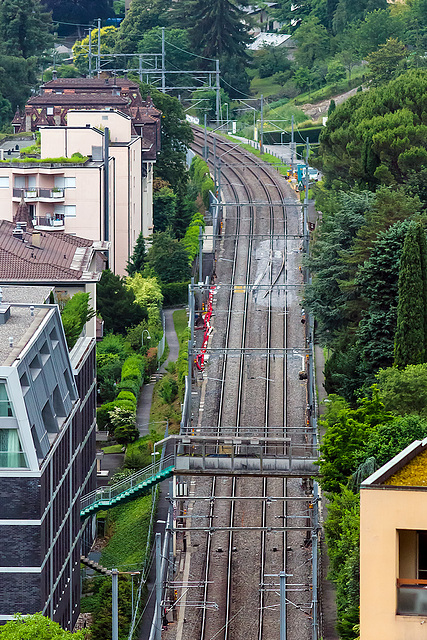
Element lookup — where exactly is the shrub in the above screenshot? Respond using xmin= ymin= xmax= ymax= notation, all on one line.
xmin=146 ymin=348 xmax=158 ymax=375
xmin=121 ymin=354 xmax=146 ymax=392
xmin=97 ymin=401 xmax=116 ymax=430
xmin=177 ymin=327 xmax=191 ymax=399
xmin=161 ymin=281 xmax=190 ymax=306
xmin=61 ymin=292 xmax=95 ymax=349
xmin=108 ymin=406 xmax=138 ymax=443
xmin=158 ymin=375 xmax=178 ymax=404
xmin=116 ymin=390 xmax=137 ymax=407
xmin=116 ymin=379 xmax=141 ymax=396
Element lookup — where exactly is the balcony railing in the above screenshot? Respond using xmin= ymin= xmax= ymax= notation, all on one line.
xmin=397 ymin=579 xmax=427 ymax=615
xmin=13 ymin=187 xmax=65 ymax=200
xmin=32 ymin=215 xmax=65 ymax=230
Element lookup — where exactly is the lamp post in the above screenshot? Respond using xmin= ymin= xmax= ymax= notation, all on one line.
xmin=141 ymin=329 xmax=151 ymax=348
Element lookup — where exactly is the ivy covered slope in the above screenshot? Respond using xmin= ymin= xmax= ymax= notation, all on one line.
xmin=316 ymin=70 xmax=427 ymax=190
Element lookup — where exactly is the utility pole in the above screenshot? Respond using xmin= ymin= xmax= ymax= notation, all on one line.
xmin=161 ymin=27 xmax=166 ymax=93
xmin=155 ymin=533 xmax=162 ymax=640
xmin=88 ymin=27 xmax=92 ymax=78
xmin=112 ymin=568 xmax=119 ymax=640
xmin=188 ymin=277 xmax=195 ymax=419
xmin=260 ymin=94 xmax=264 ymax=155
xmin=215 ymin=59 xmax=220 ymax=125
xmin=312 ymin=482 xmax=319 ymax=640
xmin=198 ymin=227 xmax=203 ymax=284
xmin=290 ymin=114 xmax=294 ymax=174
xmin=97 ymin=18 xmax=101 ymax=77
xmin=204 ymin=113 xmax=208 ymax=160
xmin=213 ymin=136 xmax=217 ymax=192
xmin=280 ymin=571 xmax=286 ymax=640
xmin=303 ymin=137 xmax=310 ymax=261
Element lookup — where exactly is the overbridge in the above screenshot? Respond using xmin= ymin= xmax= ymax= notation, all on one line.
xmin=80 ymin=435 xmax=319 ymax=518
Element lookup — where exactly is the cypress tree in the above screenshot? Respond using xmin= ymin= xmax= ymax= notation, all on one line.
xmin=416 ymin=222 xmax=427 ymax=359
xmin=126 ymin=232 xmax=146 ymax=276
xmin=394 ymin=223 xmax=425 ymax=367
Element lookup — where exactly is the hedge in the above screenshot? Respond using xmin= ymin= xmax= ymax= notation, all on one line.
xmin=117 ymin=390 xmax=137 ymax=406
xmin=177 ymin=326 xmax=191 ymax=399
xmin=161 ymin=281 xmax=190 ymax=306
xmin=121 ymin=354 xmax=146 ymax=391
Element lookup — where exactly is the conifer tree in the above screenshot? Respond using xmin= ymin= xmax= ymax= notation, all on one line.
xmin=394 ymin=223 xmax=425 ymax=367
xmin=416 ymin=222 xmax=427 ymax=359
xmin=126 ymin=232 xmax=146 ymax=276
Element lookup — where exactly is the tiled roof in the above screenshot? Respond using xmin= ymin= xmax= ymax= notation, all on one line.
xmin=43 ymin=78 xmax=139 ymax=89
xmin=27 ymin=93 xmax=128 ymax=106
xmin=0 ymin=220 xmax=98 ymax=282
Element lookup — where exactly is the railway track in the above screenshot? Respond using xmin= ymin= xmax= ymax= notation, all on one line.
xmin=164 ymin=129 xmax=318 ymax=640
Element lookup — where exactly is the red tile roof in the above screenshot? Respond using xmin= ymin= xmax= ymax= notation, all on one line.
xmin=0 ymin=220 xmax=100 ymax=282
xmin=43 ymin=78 xmax=140 ymax=90
xmin=27 ymin=93 xmax=128 ymax=106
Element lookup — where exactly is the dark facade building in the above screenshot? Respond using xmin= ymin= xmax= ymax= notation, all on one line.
xmin=0 ymin=286 xmax=96 ymax=629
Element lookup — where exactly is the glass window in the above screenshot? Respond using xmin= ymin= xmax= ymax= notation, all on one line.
xmin=0 ymin=381 xmax=14 ymax=417
xmin=0 ymin=429 xmax=27 ymax=468
xmin=14 ymin=176 xmax=25 ymax=188
xmin=64 ymin=205 xmax=76 ymax=218
xmin=0 ymin=177 xmax=9 ymax=188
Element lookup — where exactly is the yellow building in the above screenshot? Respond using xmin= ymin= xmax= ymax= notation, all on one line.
xmin=360 ymin=438 xmax=427 ymax=639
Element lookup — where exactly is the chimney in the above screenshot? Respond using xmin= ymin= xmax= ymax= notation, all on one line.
xmin=52 ymin=69 xmax=57 ymax=80
xmin=32 ymin=231 xmax=41 ymax=247
xmin=12 ymin=226 xmax=23 ymax=241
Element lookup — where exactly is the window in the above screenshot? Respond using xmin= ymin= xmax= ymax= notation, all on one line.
xmin=64 ymin=205 xmax=76 ymax=217
xmin=0 ymin=381 xmax=13 ymax=417
xmin=0 ymin=176 xmax=9 ymax=188
xmin=47 ymin=107 xmax=54 ymax=115
xmin=397 ymin=530 xmax=427 ymax=615
xmin=54 ymin=204 xmax=76 ymax=218
xmin=14 ymin=176 xmax=25 ymax=188
xmin=54 ymin=176 xmax=75 ymax=189
xmin=0 ymin=429 xmax=27 ymax=468
xmin=29 ymin=354 xmax=41 ymax=380
xmin=102 ymin=115 xmax=108 ymax=121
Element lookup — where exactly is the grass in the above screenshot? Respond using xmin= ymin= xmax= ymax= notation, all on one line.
xmin=173 ymin=309 xmax=188 ymax=341
xmin=100 ymin=493 xmax=154 ymax=571
xmin=250 ymin=75 xmax=283 ymax=99
xmin=102 ymin=444 xmax=123 ymax=454
xmin=219 ymin=131 xmax=290 ymax=175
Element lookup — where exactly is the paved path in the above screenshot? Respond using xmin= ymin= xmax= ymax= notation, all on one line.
xmin=136 ymin=307 xmax=183 ymax=437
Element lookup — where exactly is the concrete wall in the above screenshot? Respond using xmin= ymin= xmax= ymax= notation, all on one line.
xmin=360 ymin=486 xmax=427 ymax=639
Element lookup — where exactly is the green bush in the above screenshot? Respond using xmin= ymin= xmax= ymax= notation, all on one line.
xmin=61 ymin=292 xmax=95 ymax=349
xmin=116 ymin=379 xmax=141 ymax=396
xmin=161 ymin=281 xmax=190 ymax=306
xmin=97 ymin=402 xmax=116 ymax=430
xmin=177 ymin=326 xmax=191 ymax=399
xmin=158 ymin=375 xmax=178 ymax=404
xmin=121 ymin=354 xmax=146 ymax=391
xmin=201 ymin=177 xmax=215 ymax=208
xmin=116 ymin=390 xmax=137 ymax=406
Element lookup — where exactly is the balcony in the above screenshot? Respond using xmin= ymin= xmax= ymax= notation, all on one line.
xmin=32 ymin=214 xmax=65 ymax=231
xmin=12 ymin=187 xmax=65 ymax=202
xmin=397 ymin=579 xmax=427 ymax=615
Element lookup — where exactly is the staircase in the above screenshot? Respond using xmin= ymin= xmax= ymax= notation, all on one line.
xmin=80 ymin=454 xmax=175 ymax=518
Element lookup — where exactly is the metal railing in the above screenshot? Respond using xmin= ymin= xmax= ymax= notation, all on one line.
xmin=156 ymin=311 xmax=166 ymax=366
xmin=33 ymin=215 xmax=65 ymax=228
xmin=80 ymin=453 xmax=175 ymax=512
xmin=13 ymin=187 xmax=65 ymax=199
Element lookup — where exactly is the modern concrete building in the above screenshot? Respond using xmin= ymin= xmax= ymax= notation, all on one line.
xmin=360 ymin=439 xmax=427 ymax=639
xmin=0 ymin=109 xmax=152 ymax=274
xmin=0 ymin=285 xmax=97 ymax=629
